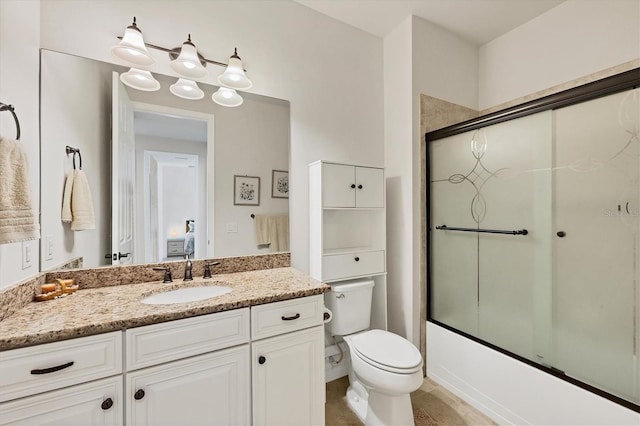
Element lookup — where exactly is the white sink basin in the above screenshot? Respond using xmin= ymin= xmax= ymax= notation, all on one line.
xmin=141 ymin=286 xmax=232 ymax=305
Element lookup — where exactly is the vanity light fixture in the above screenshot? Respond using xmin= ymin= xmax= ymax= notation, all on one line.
xmin=170 ymin=78 xmax=205 ymax=100
xmin=119 ymin=68 xmax=161 ymax=91
xmin=212 ymin=87 xmax=243 ymax=107
xmin=111 ymin=17 xmax=252 ymax=107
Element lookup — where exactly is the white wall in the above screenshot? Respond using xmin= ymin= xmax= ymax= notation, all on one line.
xmin=429 ymin=0 xmax=640 ymax=423
xmin=38 ymin=0 xmax=384 ymax=274
xmin=384 ymin=15 xmax=478 ymax=345
xmin=479 ymin=0 xmax=640 ymax=109
xmin=0 ymin=0 xmax=40 ymax=289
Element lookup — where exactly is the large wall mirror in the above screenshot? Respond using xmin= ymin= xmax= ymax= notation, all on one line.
xmin=40 ymin=49 xmax=290 ymax=271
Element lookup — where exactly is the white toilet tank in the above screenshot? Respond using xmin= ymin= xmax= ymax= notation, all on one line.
xmin=325 ymin=278 xmax=375 ymax=336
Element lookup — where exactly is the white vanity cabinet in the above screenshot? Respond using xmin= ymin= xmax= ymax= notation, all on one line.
xmin=251 ymin=296 xmax=325 ymax=426
xmin=124 ymin=308 xmax=251 ymax=426
xmin=309 ymin=161 xmax=387 ymax=329
xmin=0 ymin=332 xmax=123 ymax=426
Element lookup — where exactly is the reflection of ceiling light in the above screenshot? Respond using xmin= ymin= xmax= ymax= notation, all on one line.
xmin=170 ymin=79 xmax=204 ymax=100
xmin=120 ymin=68 xmax=160 ymax=91
xmin=110 ymin=17 xmax=155 ymax=66
xmin=212 ymin=87 xmax=243 ymax=107
xmin=218 ymin=48 xmax=252 ymax=90
xmin=170 ymin=35 xmax=208 ymax=79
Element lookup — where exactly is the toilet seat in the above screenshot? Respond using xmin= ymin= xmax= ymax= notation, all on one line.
xmin=350 ymin=329 xmax=422 ymax=374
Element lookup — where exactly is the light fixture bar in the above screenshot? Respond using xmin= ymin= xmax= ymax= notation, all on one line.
xmin=116 ymin=37 xmax=246 ymax=71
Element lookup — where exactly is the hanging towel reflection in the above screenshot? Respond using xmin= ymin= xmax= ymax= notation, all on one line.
xmin=0 ymin=136 xmax=40 ymax=244
xmin=61 ymin=169 xmax=95 ymax=231
xmin=255 ymin=214 xmax=289 ymax=252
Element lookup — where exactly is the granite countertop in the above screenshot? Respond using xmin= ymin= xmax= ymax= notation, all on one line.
xmin=0 ymin=267 xmax=330 ymax=351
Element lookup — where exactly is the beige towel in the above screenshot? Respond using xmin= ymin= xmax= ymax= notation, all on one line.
xmin=0 ymin=136 xmax=40 ymax=244
xmin=255 ymin=214 xmax=289 ymax=252
xmin=61 ymin=169 xmax=95 ymax=231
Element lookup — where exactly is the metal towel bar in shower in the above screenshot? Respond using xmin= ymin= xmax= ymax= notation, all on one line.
xmin=435 ymin=225 xmax=528 ymax=236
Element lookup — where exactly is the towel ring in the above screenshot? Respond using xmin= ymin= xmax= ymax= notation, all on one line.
xmin=0 ymin=102 xmax=21 ymax=140
xmin=65 ymin=146 xmax=82 ymax=170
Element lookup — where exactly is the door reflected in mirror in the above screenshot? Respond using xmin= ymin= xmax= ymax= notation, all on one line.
xmin=40 ymin=49 xmax=290 ymax=271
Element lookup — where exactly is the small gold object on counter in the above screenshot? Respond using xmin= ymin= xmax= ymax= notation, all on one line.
xmin=34 ymin=279 xmax=78 ymax=302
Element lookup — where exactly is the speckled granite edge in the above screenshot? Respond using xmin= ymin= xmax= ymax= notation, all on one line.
xmin=0 ymin=275 xmax=45 ymax=321
xmin=0 ymin=252 xmax=290 ymax=321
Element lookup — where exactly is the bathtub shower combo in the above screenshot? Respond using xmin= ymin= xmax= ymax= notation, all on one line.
xmin=427 ymin=69 xmax=640 ymax=410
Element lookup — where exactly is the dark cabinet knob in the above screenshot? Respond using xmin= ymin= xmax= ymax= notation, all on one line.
xmin=357 ymin=184 xmax=363 ymax=189
xmin=354 ymin=257 xmax=360 ymax=262
xmin=101 ymin=398 xmax=113 ymax=410
xmin=557 ymin=231 xmax=566 ymax=238
xmin=134 ymin=389 xmax=145 ymax=400
xmin=350 ymin=184 xmax=356 ymax=189
xmin=258 ymin=356 xmax=266 ymax=364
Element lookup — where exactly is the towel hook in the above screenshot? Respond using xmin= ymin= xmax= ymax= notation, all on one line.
xmin=65 ymin=146 xmax=82 ymax=170
xmin=0 ymin=102 xmax=21 ymax=140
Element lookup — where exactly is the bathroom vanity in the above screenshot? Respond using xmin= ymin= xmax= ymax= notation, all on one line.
xmin=0 ymin=266 xmax=328 ymax=425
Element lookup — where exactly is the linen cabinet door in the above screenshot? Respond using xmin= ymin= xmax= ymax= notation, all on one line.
xmin=322 ymin=163 xmax=356 ymax=207
xmin=126 ymin=345 xmax=250 ymax=426
xmin=354 ymin=166 xmax=384 ymax=208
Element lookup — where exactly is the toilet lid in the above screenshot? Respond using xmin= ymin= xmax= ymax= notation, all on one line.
xmin=351 ymin=329 xmax=422 ymax=373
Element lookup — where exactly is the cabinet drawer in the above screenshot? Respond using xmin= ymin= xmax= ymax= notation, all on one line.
xmin=251 ymin=296 xmax=324 ymax=340
xmin=322 ymin=250 xmax=385 ymax=281
xmin=0 ymin=331 xmax=122 ymax=403
xmin=126 ymin=308 xmax=250 ymax=371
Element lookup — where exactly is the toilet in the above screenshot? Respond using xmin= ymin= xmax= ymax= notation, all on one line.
xmin=325 ymin=279 xmax=423 ymax=426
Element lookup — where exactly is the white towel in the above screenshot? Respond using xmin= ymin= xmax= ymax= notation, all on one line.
xmin=0 ymin=136 xmax=40 ymax=244
xmin=254 ymin=214 xmax=289 ymax=252
xmin=61 ymin=169 xmax=95 ymax=231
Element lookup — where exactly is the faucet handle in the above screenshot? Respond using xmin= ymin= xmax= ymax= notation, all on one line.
xmin=203 ymin=262 xmax=221 ymax=279
xmin=152 ymin=267 xmax=172 ymax=283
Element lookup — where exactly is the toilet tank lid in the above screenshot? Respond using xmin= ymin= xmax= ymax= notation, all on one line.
xmin=330 ymin=279 xmax=375 ymax=292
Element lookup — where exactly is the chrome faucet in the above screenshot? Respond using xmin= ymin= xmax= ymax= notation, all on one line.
xmin=183 ymin=254 xmax=193 ymax=281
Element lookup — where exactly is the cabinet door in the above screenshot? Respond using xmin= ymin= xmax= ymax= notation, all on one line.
xmin=355 ymin=166 xmax=384 ymax=208
xmin=252 ymin=326 xmax=324 ymax=426
xmin=0 ymin=376 xmax=122 ymax=426
xmin=322 ymin=163 xmax=356 ymax=207
xmin=126 ymin=345 xmax=249 ymax=426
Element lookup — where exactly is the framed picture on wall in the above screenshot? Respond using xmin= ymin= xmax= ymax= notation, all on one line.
xmin=271 ymin=170 xmax=289 ymax=199
xmin=234 ymin=175 xmax=260 ymax=206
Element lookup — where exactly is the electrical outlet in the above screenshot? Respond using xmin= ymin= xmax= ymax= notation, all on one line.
xmin=45 ymin=235 xmax=54 ymax=261
xmin=22 ymin=241 xmax=33 ymax=270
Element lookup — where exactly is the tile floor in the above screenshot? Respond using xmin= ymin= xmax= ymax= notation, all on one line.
xmin=325 ymin=376 xmax=496 ymax=425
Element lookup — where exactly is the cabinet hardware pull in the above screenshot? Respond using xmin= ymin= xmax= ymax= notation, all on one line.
xmin=357 ymin=184 xmax=363 ymax=189
xmin=30 ymin=361 xmax=74 ymax=375
xmin=557 ymin=231 xmax=566 ymax=237
xmin=258 ymin=356 xmax=266 ymax=364
xmin=354 ymin=257 xmax=360 ymax=262
xmin=134 ymin=389 xmax=145 ymax=400
xmin=101 ymin=398 xmax=114 ymax=410
xmin=281 ymin=313 xmax=301 ymax=321
xmin=350 ymin=184 xmax=356 ymax=189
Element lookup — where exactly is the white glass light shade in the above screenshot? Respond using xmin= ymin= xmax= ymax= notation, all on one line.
xmin=212 ymin=87 xmax=243 ymax=107
xmin=170 ymin=78 xmax=205 ymax=100
xmin=217 ymin=49 xmax=252 ymax=90
xmin=170 ymin=38 xmax=208 ymax=79
xmin=120 ymin=68 xmax=160 ymax=91
xmin=111 ymin=20 xmax=155 ymax=66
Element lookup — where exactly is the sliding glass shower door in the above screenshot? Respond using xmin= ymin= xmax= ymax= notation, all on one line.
xmin=429 ymin=86 xmax=640 ymax=407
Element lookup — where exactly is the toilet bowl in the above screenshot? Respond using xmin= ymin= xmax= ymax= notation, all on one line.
xmin=343 ymin=329 xmax=423 ymax=425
